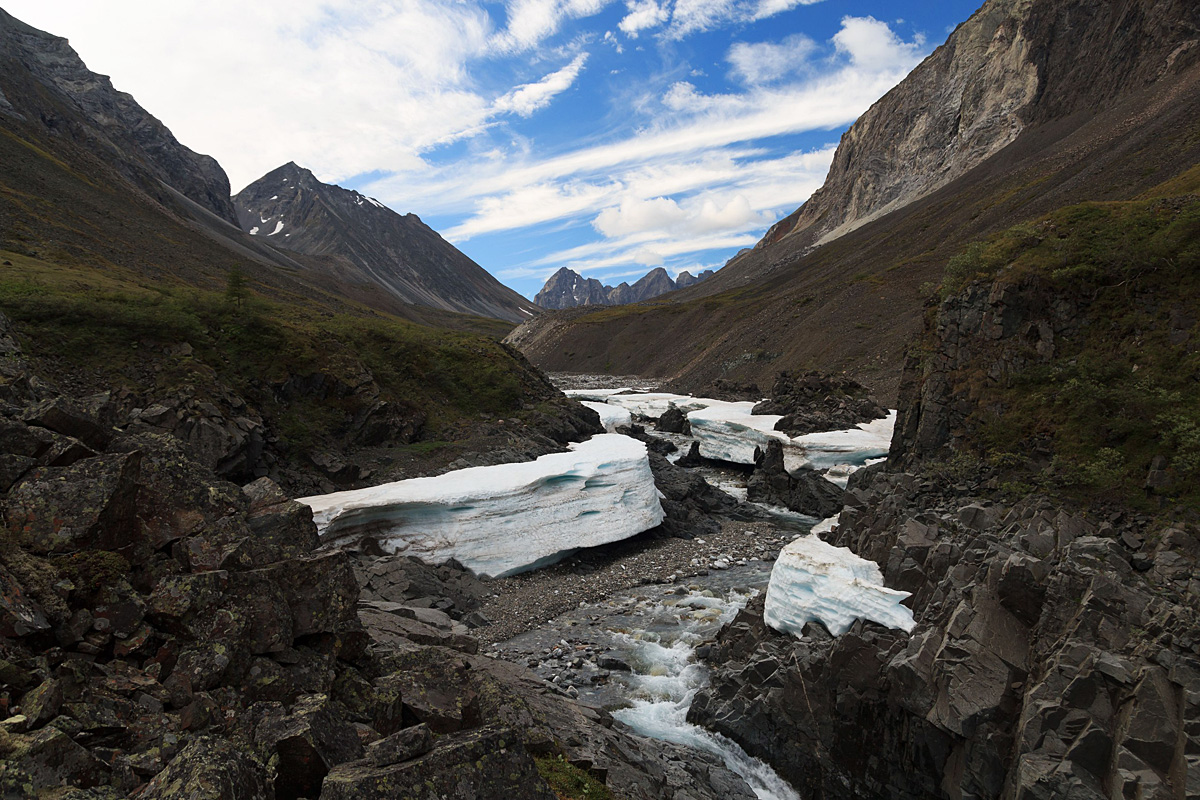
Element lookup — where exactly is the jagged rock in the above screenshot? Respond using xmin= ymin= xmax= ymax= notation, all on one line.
xmin=365 ymin=723 xmax=433 ymax=766
xmin=0 ymin=563 xmax=50 ymax=638
xmin=320 ymin=727 xmax=556 ymax=800
xmin=255 ymin=694 xmax=364 ymax=799
xmin=22 ymin=397 xmax=111 ymax=451
xmin=139 ymin=736 xmax=271 ymax=799
xmin=17 ymin=678 xmax=62 ymax=729
xmin=240 ymin=477 xmax=320 ymax=563
xmin=647 ymin=452 xmax=761 ymax=539
xmin=746 ymin=440 xmax=843 ymax=518
xmin=359 ymin=606 xmax=479 ymax=654
xmin=5 ymin=452 xmax=141 ymax=556
xmin=0 ymin=726 xmax=109 ymax=793
xmin=752 ymin=371 xmax=887 ymax=436
xmin=656 ymin=404 xmax=689 ymax=434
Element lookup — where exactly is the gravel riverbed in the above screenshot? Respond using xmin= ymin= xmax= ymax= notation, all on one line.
xmin=474 ymin=518 xmax=801 ymax=646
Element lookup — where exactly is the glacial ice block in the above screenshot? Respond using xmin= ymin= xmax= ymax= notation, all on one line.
xmin=791 ymin=411 xmax=897 ymax=470
xmin=582 ymin=400 xmax=632 ymax=432
xmin=763 ymin=535 xmax=915 ymax=637
xmin=685 ymin=401 xmax=799 ymax=468
xmin=298 ymin=434 xmax=664 ymax=578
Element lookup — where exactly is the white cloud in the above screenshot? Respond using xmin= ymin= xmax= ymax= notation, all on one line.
xmin=751 ymin=0 xmax=824 ymax=21
xmin=492 ymin=0 xmax=613 ymax=52
xmin=662 ymin=0 xmax=824 ymax=40
xmin=833 ymin=15 xmax=926 ymax=71
xmin=727 ymin=34 xmax=816 ymax=84
xmin=494 ymin=54 xmax=589 ymax=116
xmin=665 ymin=0 xmax=737 ymax=39
xmin=618 ymin=0 xmax=670 ymax=37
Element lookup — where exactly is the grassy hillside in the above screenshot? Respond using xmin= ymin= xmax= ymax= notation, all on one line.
xmin=0 ymin=251 xmax=577 ymax=490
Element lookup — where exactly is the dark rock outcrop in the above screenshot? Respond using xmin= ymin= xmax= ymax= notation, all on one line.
xmin=746 ymin=440 xmax=843 ymax=518
xmin=752 ymin=371 xmax=887 ymax=436
xmin=692 ymin=467 xmax=1199 ymax=799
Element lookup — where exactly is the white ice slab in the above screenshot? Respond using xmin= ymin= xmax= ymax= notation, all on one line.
xmin=564 ymin=388 xmax=633 ymax=402
xmin=792 ymin=412 xmax=897 ymax=470
xmin=299 ymin=434 xmax=664 ymax=578
xmin=582 ymin=400 xmax=632 ymax=433
xmin=686 ymin=401 xmax=802 ymax=469
xmin=763 ymin=534 xmax=915 ymax=637
xmin=603 ymin=392 xmax=718 ymax=418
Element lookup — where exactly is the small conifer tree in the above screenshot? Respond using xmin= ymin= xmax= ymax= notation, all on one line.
xmin=225 ymin=265 xmax=248 ymax=307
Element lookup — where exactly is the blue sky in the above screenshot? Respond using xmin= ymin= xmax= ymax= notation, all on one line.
xmin=7 ymin=0 xmax=982 ymax=299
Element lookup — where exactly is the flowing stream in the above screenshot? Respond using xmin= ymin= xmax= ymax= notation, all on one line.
xmin=493 ymin=383 xmax=892 ymax=799
xmin=497 ymin=562 xmax=801 ymax=800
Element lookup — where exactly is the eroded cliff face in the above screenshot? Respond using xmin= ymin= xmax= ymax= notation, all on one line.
xmin=758 ymin=0 xmax=1200 ymax=251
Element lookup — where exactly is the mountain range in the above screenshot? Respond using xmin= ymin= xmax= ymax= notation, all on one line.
xmin=533 ymin=266 xmax=713 ymax=310
xmin=507 ymin=0 xmax=1200 ymax=401
xmin=0 ymin=6 xmax=536 ymax=327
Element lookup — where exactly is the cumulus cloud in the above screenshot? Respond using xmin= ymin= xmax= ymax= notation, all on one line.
xmin=618 ymin=0 xmax=670 ymax=37
xmin=833 ymin=15 xmax=926 ymax=71
xmin=493 ymin=54 xmax=589 ymax=116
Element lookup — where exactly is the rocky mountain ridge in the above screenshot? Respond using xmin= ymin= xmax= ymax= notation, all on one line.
xmin=753 ymin=0 xmax=1199 ymax=254
xmin=534 ymin=267 xmax=712 ymax=310
xmin=234 ymin=163 xmax=540 ymax=323
xmin=0 ymin=7 xmax=237 ymax=226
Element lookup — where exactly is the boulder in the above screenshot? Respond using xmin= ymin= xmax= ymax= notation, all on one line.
xmin=365 ymin=723 xmax=433 ymax=766
xmin=255 ymin=694 xmax=364 ymax=799
xmin=319 ymin=727 xmax=556 ymax=800
xmin=139 ymin=736 xmax=272 ymax=800
xmin=5 ymin=452 xmax=142 ymax=556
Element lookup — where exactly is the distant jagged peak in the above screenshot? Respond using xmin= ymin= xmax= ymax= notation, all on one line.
xmin=533 ymin=265 xmax=714 ymax=310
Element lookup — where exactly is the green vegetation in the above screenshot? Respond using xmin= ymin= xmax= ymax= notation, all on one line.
xmin=535 ymin=755 xmax=615 ymax=800
xmin=938 ymin=195 xmax=1200 ymax=508
xmin=0 ymin=252 xmax=546 ymax=452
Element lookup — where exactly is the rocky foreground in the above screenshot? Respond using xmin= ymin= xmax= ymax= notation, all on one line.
xmin=688 ymin=249 xmax=1200 ymax=798
xmin=0 ymin=314 xmax=766 ymax=800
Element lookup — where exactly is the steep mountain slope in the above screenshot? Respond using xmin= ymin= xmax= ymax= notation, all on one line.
xmin=234 ymin=164 xmax=539 ymax=323
xmin=534 ymin=266 xmax=713 ymax=309
xmin=0 ymin=7 xmax=237 ymax=225
xmin=508 ymin=0 xmax=1200 ymax=401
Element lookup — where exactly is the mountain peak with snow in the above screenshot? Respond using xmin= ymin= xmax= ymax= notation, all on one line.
xmin=233 ymin=164 xmax=539 ymax=322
